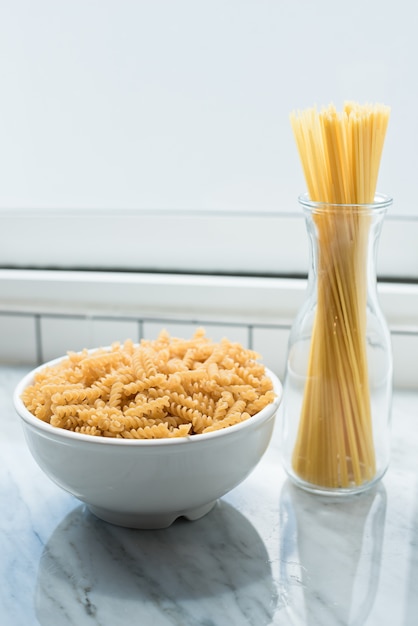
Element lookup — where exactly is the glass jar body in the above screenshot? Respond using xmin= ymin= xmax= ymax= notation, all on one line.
xmin=282 ymin=194 xmax=393 ymax=496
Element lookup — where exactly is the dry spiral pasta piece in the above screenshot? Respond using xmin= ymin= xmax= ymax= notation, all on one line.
xmin=225 ymin=398 xmax=247 ymax=419
xmin=121 ymin=422 xmax=192 ymax=439
xmin=53 ymin=387 xmax=101 ymax=406
xmin=75 ymin=425 xmax=101 ymax=436
xmin=168 ymin=391 xmax=215 ymax=418
xmin=212 ymin=391 xmax=235 ymax=421
xmin=108 ymin=381 xmax=124 ymax=409
xmin=168 ymin=401 xmax=210 ymax=427
xmin=122 ymin=380 xmax=147 ymax=396
xmin=192 ymin=413 xmax=214 ymax=433
xmin=246 ymin=390 xmax=276 ymax=415
xmin=140 ymin=347 xmax=158 ymax=378
xmin=181 ymin=378 xmax=221 ymax=398
xmin=50 ymin=406 xmax=82 ymax=430
xmin=132 ymin=347 xmax=146 ymax=380
xmin=182 ymin=348 xmax=196 ymax=370
xmin=191 ymin=391 xmax=216 ymax=417
xmin=122 ymin=339 xmax=135 ymax=354
xmin=202 ymin=412 xmax=252 ymax=433
xmin=124 ymin=396 xmax=170 ymax=419
xmin=222 ymin=384 xmax=258 ymax=402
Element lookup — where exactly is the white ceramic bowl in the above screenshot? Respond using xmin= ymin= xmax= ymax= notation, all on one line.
xmin=13 ymin=360 xmax=282 ymax=529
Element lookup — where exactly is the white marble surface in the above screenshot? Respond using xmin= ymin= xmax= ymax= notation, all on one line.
xmin=1 ymin=365 xmax=417 ymax=626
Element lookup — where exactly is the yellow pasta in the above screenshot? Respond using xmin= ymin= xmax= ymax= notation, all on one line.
xmin=21 ymin=329 xmax=275 ymax=439
xmin=289 ymin=102 xmax=390 ymax=488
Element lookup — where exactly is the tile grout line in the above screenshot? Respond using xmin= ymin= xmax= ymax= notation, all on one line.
xmin=34 ymin=314 xmax=43 ymax=366
xmin=248 ymin=325 xmax=254 ymax=350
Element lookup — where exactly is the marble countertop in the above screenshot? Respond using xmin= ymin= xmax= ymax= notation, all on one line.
xmin=1 ymin=365 xmax=417 ymax=626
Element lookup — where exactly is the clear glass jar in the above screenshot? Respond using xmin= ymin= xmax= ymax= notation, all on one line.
xmin=282 ymin=193 xmax=393 ymax=496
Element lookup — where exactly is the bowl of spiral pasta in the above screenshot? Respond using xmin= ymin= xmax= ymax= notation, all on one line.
xmin=13 ymin=328 xmax=282 ymax=529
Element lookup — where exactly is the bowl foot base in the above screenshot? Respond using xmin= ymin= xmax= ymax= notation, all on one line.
xmin=88 ymin=500 xmax=217 ymax=529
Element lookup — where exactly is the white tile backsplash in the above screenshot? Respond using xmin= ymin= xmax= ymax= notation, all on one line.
xmin=40 ymin=316 xmax=91 ymax=361
xmin=142 ymin=320 xmax=249 ymax=347
xmin=40 ymin=316 xmax=142 ymax=361
xmin=88 ymin=318 xmax=140 ymax=348
xmin=142 ymin=321 xmax=200 ymax=341
xmin=0 ymin=310 xmax=416 ymax=390
xmin=1 ymin=270 xmax=418 ymax=390
xmin=392 ymin=332 xmax=418 ymax=389
xmin=252 ymin=326 xmax=290 ymax=380
xmin=0 ymin=314 xmax=37 ymax=365
xmin=200 ymin=323 xmax=249 ymax=346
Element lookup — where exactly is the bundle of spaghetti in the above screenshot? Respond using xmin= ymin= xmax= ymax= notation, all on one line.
xmin=289 ymin=102 xmax=390 ymax=487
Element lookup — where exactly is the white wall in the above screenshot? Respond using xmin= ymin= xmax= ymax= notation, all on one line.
xmin=0 ymin=0 xmax=415 ymax=216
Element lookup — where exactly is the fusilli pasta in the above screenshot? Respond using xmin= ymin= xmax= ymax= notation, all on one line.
xmin=21 ymin=328 xmax=275 ymax=439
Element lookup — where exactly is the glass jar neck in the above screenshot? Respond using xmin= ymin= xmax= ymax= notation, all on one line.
xmin=300 ymin=193 xmax=392 ymax=289
xmin=298 ymin=192 xmax=392 ymax=218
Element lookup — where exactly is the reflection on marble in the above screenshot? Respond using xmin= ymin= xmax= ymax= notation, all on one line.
xmin=35 ymin=501 xmax=276 ymax=626
xmin=278 ymin=482 xmax=386 ymax=626
xmin=1 ymin=365 xmax=418 ymax=626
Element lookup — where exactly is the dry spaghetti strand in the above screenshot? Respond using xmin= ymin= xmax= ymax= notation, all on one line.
xmin=289 ymin=102 xmax=390 ymax=488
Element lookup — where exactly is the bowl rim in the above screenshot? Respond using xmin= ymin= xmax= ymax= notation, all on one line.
xmin=13 ymin=353 xmax=282 ymax=447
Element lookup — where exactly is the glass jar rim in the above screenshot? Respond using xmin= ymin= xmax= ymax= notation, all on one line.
xmin=298 ymin=192 xmax=393 ymax=213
